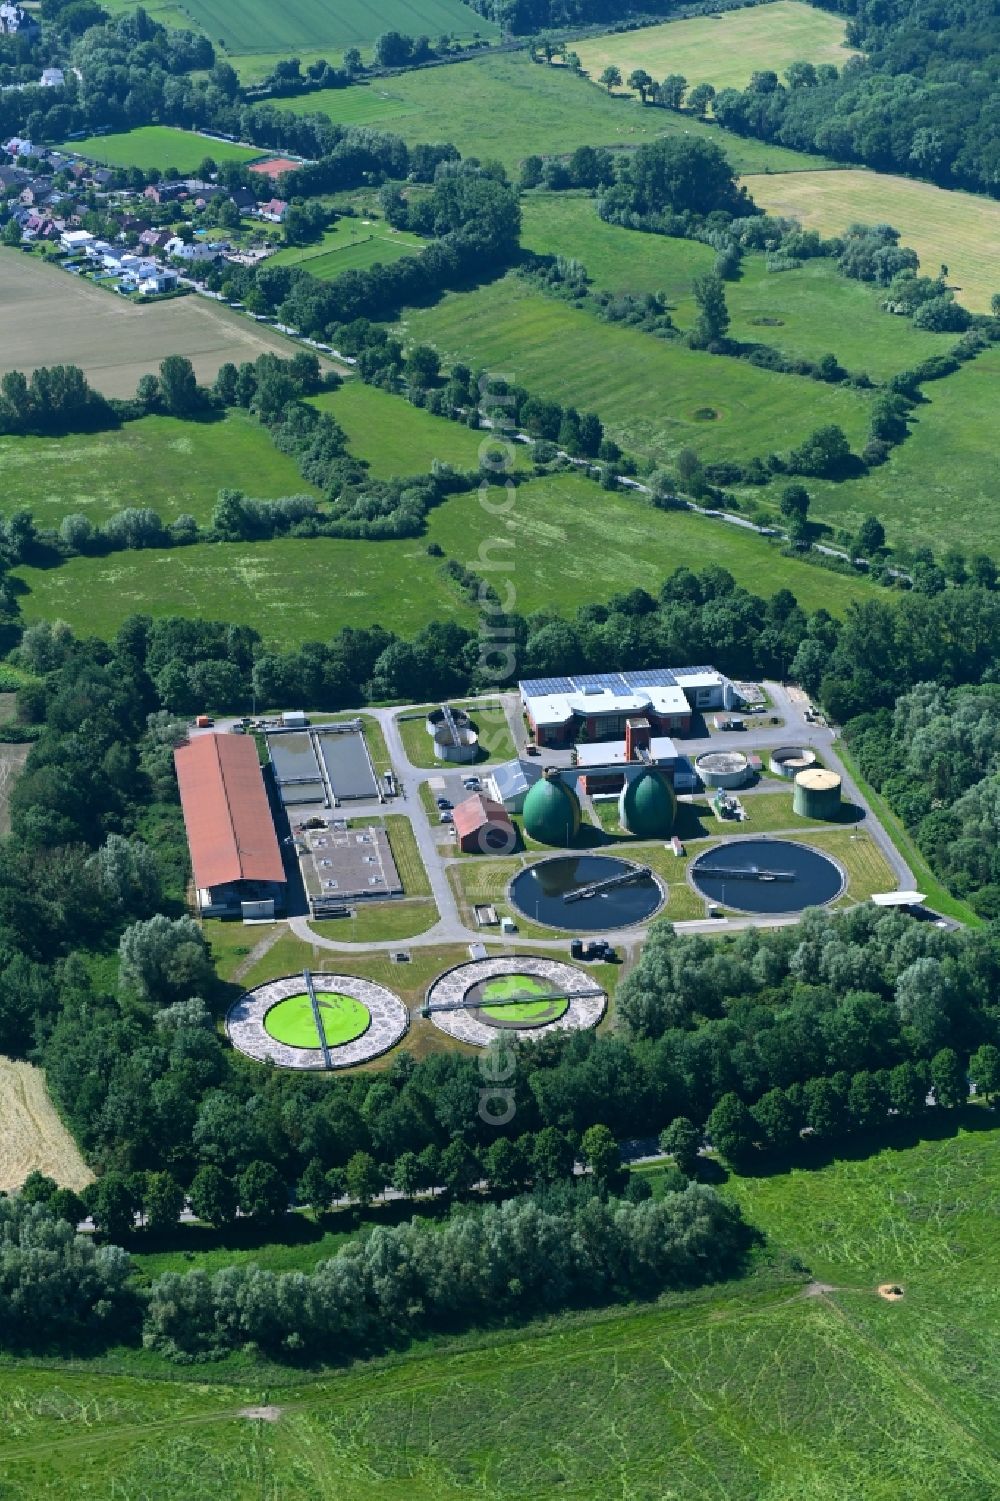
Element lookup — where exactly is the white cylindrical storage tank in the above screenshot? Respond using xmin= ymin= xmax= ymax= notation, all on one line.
xmin=769 ymin=746 xmax=817 ymax=780
xmin=426 ymin=706 xmax=472 ymax=738
xmin=695 ymin=750 xmax=751 ymax=789
xmin=433 ymin=726 xmax=479 ymax=763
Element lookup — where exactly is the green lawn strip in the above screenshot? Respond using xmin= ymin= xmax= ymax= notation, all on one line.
xmin=0 ymin=411 xmax=316 ymax=525
xmin=288 ymin=51 xmax=842 ymax=175
xmin=402 ymin=276 xmax=873 ymax=469
xmin=274 ymin=234 xmax=425 ymax=278
xmin=310 ymin=898 xmax=438 ymax=943
xmin=834 ymin=742 xmax=979 ymax=924
xmin=269 ymin=222 xmax=425 ymax=270
xmin=56 ymin=126 xmax=262 ymax=172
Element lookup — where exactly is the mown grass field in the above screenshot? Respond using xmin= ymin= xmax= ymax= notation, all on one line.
xmin=181 ymin=0 xmax=497 ymax=60
xmin=314 ymin=381 xmax=527 ymax=478
xmin=289 ymin=51 xmax=843 ymax=174
xmin=5 ymin=1127 xmax=1000 ymax=1496
xmin=0 ymin=251 xmax=330 ymax=399
xmin=520 ymin=193 xmax=956 ymax=379
xmin=270 ymin=222 xmax=426 ymax=276
xmin=402 ymin=275 xmax=873 ymax=467
xmin=755 ymin=342 xmax=1000 ymax=555
xmin=577 ymin=0 xmax=857 ymax=95
xmin=12 ymin=467 xmax=876 ymax=645
xmin=0 ymin=411 xmax=317 ymax=525
xmin=0 ymin=1056 xmax=92 ymax=1192
xmin=743 ymin=167 xmax=1000 ymax=312
xmin=57 ymin=126 xmax=261 ymax=172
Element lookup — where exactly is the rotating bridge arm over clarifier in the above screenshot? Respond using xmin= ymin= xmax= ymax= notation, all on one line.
xmin=562 ymin=865 xmax=653 ymax=904
xmin=701 ymin=864 xmax=796 ymax=882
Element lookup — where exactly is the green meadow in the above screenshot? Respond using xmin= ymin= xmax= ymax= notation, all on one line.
xmin=270 ymin=223 xmax=426 ymax=276
xmin=57 ymin=126 xmax=261 ymax=172
xmin=521 ymin=193 xmax=956 ymax=380
xmin=2 ymin=1126 xmax=998 ymax=1497
xmin=178 ymin=0 xmax=497 ymax=64
xmin=288 ymin=52 xmax=843 ymax=175
xmin=12 ymin=468 xmax=874 ymax=645
xmin=0 ymin=411 xmax=316 ymax=525
xmin=402 ymin=275 xmax=873 ymax=468
xmin=312 ymin=381 xmax=528 ymax=477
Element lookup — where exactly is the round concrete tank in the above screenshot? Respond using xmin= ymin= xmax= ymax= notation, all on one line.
xmin=770 ymin=746 xmax=817 ymax=780
xmin=695 ymin=750 xmax=751 ymax=789
xmin=426 ymin=706 xmax=472 ymax=736
xmin=433 ymin=725 xmax=479 ymax=763
xmin=793 ymin=768 xmax=842 ymax=820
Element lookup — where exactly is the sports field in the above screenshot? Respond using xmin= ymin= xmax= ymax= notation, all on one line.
xmin=744 ymin=167 xmax=1000 ymax=311
xmin=289 ymin=52 xmax=843 ymax=175
xmin=402 ymin=275 xmax=873 ymax=466
xmin=263 ymin=992 xmax=370 ymax=1047
xmin=0 ymin=251 xmax=334 ymax=398
xmin=12 ymin=468 xmax=876 ymax=643
xmin=0 ymin=1056 xmax=92 ymax=1192
xmin=520 ymin=193 xmax=956 ymax=379
xmin=181 ymin=0 xmax=497 ymax=60
xmin=0 ymin=410 xmax=318 ymax=525
xmin=2 ymin=1125 xmax=998 ymax=1496
xmin=57 ymin=126 xmax=262 ymax=172
xmin=577 ymin=0 xmax=857 ymax=95
xmin=271 ymin=227 xmax=425 ymax=278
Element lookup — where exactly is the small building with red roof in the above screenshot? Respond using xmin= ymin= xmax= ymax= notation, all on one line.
xmin=452 ymin=793 xmax=516 ymax=855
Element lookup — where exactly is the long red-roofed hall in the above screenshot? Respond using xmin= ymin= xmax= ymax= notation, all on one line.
xmin=174 ymin=732 xmax=286 ymax=918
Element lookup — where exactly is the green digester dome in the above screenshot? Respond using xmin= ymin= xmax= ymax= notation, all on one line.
xmin=619 ymin=768 xmax=676 ymax=838
xmin=523 ymin=774 xmax=581 ymax=846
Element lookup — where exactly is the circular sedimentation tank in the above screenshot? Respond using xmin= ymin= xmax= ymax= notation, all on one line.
xmin=425 ymin=706 xmax=472 ymax=735
xmin=426 ymin=955 xmax=606 ymax=1047
xmin=523 ymin=771 xmax=581 ymax=846
xmin=471 ymin=974 xmax=570 ymax=1028
xmin=769 ymin=746 xmax=817 ymax=780
xmin=696 ymin=750 xmax=751 ymax=789
xmin=226 ymin=974 xmax=408 ymax=1070
xmin=793 ymin=768 xmax=842 ymax=820
xmin=264 ymin=992 xmax=370 ymax=1049
xmin=509 ymin=853 xmax=664 ymax=931
xmin=690 ymin=838 xmax=844 ymax=914
xmin=619 ymin=767 xmax=677 ymax=837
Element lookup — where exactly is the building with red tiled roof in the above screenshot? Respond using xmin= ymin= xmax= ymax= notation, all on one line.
xmin=174 ymin=733 xmax=286 ymax=916
xmin=452 ymin=793 xmax=516 ymax=855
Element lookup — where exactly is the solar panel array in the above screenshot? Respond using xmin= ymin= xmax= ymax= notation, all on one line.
xmin=520 ymin=667 xmax=718 ymax=696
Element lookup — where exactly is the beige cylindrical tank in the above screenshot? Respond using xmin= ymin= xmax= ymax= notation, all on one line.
xmin=770 ymin=746 xmax=817 ymax=779
xmin=793 ymin=768 xmax=841 ymax=820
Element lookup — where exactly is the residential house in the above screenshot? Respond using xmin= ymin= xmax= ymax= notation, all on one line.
xmin=139 ymin=228 xmax=173 ymax=252
xmin=0 ymin=165 xmax=27 ymax=191
xmin=257 ymin=197 xmax=288 ymax=223
xmin=143 ymin=182 xmax=186 ymax=205
xmin=228 ymin=186 xmax=256 ymax=213
xmin=0 ymin=4 xmax=40 ymax=39
xmin=60 ymin=227 xmax=94 ymax=253
xmin=40 ymin=68 xmax=65 ymax=88
xmin=164 ymin=236 xmax=220 ymax=263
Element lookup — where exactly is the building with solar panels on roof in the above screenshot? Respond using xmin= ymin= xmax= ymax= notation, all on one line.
xmin=518 ymin=667 xmax=740 ymax=749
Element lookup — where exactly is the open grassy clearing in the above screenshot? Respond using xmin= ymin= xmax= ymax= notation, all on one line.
xmin=0 ymin=410 xmax=317 ymax=525
xmin=0 ymin=251 xmax=336 ymax=399
xmin=181 ymin=0 xmax=497 ymax=63
xmin=521 ymin=194 xmax=955 ymax=379
xmin=396 ymin=702 xmax=517 ymax=767
xmin=311 ymin=897 xmax=439 ymax=942
xmin=12 ymin=467 xmax=876 ymax=644
xmin=744 ymin=167 xmax=1000 ymax=312
xmin=289 ymin=51 xmax=843 ymax=175
xmin=0 ymin=1056 xmax=92 ymax=1192
xmin=402 ymin=276 xmax=873 ymax=468
xmin=270 ymin=226 xmax=426 ymax=277
xmin=754 ymin=342 xmax=1000 ymax=556
xmin=577 ymin=1 xmax=857 ymax=95
xmin=314 ymin=380 xmax=527 ymax=478
xmin=56 ymin=126 xmax=261 ymax=172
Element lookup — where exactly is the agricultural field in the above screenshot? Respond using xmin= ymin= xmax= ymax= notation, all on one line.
xmin=288 ymin=52 xmax=843 ymax=175
xmin=56 ymin=126 xmax=262 ymax=173
xmin=12 ymin=467 xmax=876 ymax=644
xmin=179 ymin=0 xmax=497 ymax=69
xmin=5 ymin=1125 xmax=1000 ymax=1495
xmin=0 ymin=1056 xmax=92 ymax=1192
xmin=577 ymin=0 xmax=858 ymax=95
xmin=313 ymin=381 xmax=528 ymax=478
xmin=270 ymin=222 xmax=426 ymax=276
xmin=521 ymin=193 xmax=957 ymax=379
xmin=744 ymin=167 xmax=1000 ymax=312
xmin=401 ymin=275 xmax=874 ymax=467
xmin=754 ymin=343 xmax=1000 ymax=555
xmin=0 ymin=410 xmax=317 ymax=525
xmin=0 ymin=251 xmax=334 ymax=399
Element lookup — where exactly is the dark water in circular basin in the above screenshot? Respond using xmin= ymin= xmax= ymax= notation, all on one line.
xmin=510 ymin=855 xmax=663 ymax=932
xmin=690 ymin=839 xmax=843 ymax=914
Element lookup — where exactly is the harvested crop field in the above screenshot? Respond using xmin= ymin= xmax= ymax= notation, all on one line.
xmin=0 ymin=1056 xmax=92 ymax=1192
xmin=0 ymin=251 xmax=336 ymax=397
xmin=577 ymin=1 xmax=857 ymax=95
xmin=743 ymin=168 xmax=1000 ymax=311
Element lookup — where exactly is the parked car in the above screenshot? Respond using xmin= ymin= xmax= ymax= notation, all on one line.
xmin=439 ymin=811 xmax=453 ymax=824
xmin=463 ymin=777 xmax=481 ymax=791
xmin=525 ymin=745 xmax=540 ymax=756
xmin=436 ymin=797 xmax=453 ymax=809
